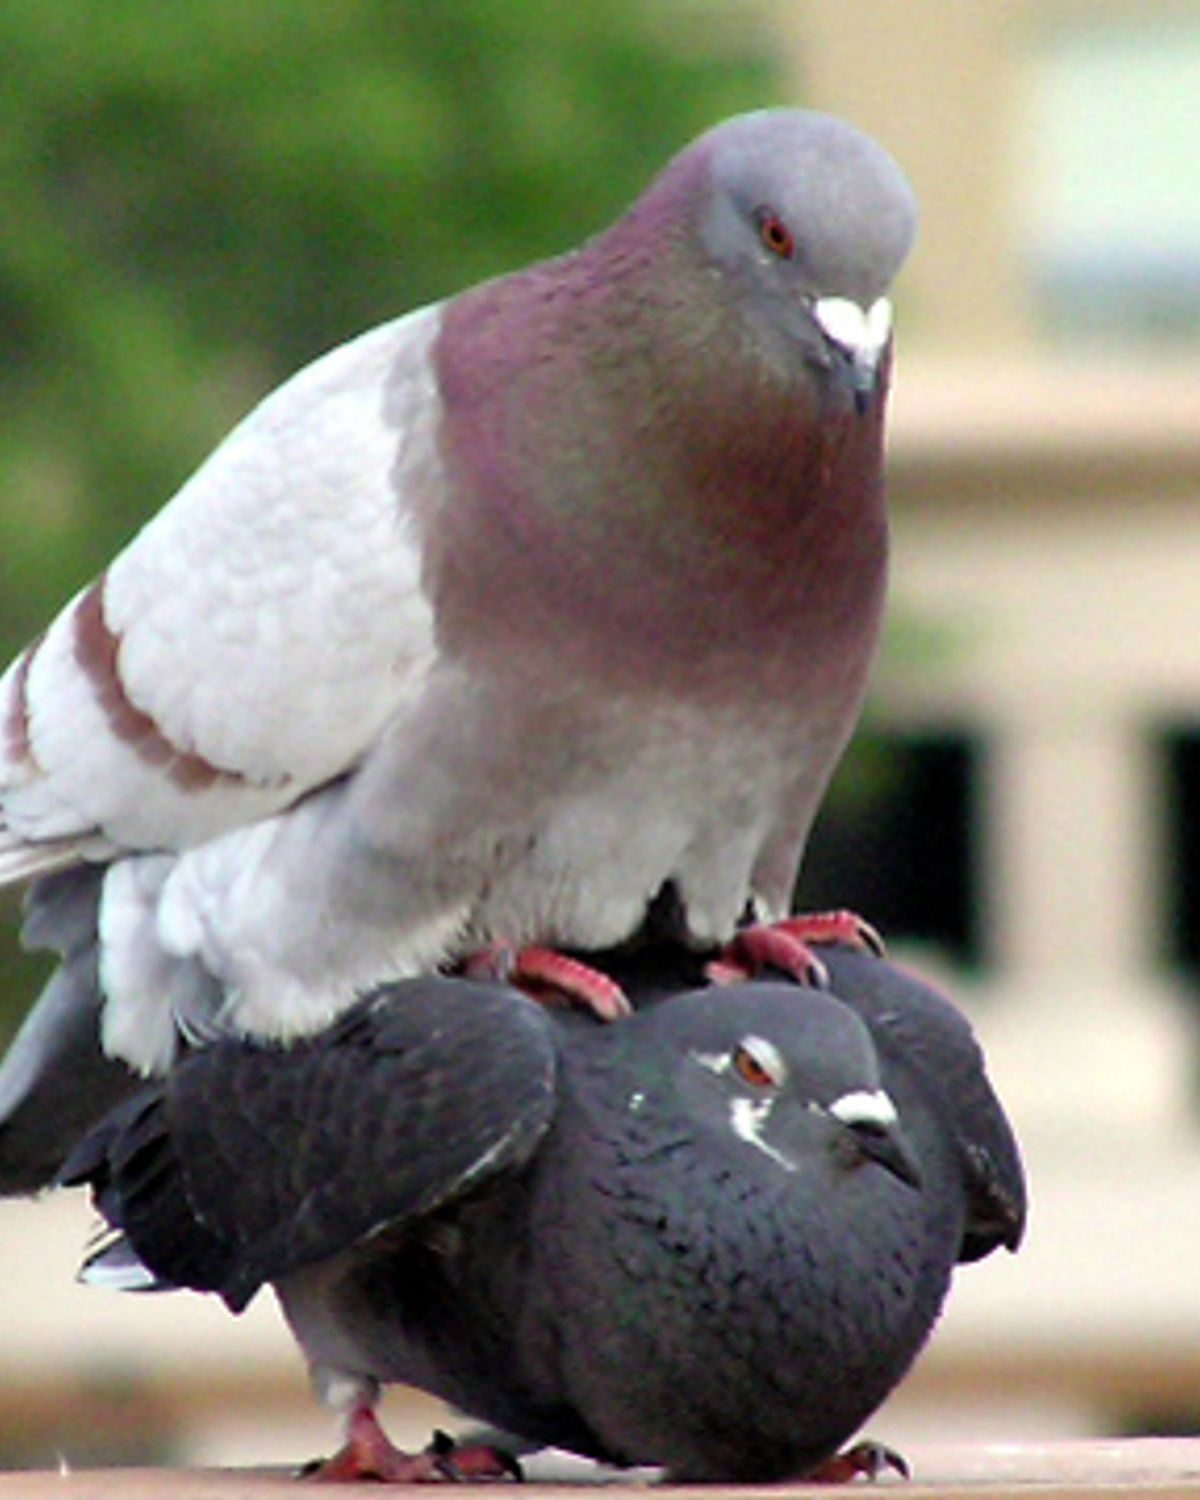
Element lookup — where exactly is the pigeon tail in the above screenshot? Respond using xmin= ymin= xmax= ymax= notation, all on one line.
xmin=78 ymin=1232 xmax=169 ymax=1293
xmin=0 ymin=830 xmax=83 ymax=886
xmin=0 ymin=868 xmax=143 ymax=1195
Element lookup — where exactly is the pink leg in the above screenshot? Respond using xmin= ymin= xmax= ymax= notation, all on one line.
xmin=304 ymin=1407 xmax=520 ymax=1483
xmin=462 ymin=943 xmax=632 ymax=1021
xmin=707 ymin=909 xmax=885 ymax=989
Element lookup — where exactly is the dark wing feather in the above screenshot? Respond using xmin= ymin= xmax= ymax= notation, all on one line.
xmin=63 ymin=978 xmax=558 ymax=1310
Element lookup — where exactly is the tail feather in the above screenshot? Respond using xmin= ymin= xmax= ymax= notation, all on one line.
xmin=79 ymin=1231 xmax=173 ymax=1293
xmin=0 ymin=867 xmax=142 ymax=1194
xmin=0 ymin=835 xmax=84 ymax=887
xmin=61 ymin=1086 xmax=235 ymax=1303
xmin=0 ymin=810 xmax=99 ymax=882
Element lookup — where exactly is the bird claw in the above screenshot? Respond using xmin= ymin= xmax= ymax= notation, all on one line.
xmin=706 ymin=910 xmax=885 ymax=990
xmin=427 ymin=1429 xmax=524 ymax=1482
xmin=302 ymin=1410 xmax=521 ymax=1483
xmin=461 ymin=943 xmax=632 ymax=1022
xmin=807 ymin=1439 xmax=909 ymax=1484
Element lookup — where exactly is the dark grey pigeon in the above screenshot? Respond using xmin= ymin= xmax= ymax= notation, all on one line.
xmin=63 ymin=951 xmax=1024 ymax=1483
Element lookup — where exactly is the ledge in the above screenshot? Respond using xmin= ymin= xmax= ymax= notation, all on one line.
xmin=4 ymin=1440 xmax=1200 ymax=1497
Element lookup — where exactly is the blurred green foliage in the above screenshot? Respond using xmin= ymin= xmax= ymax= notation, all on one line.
xmin=0 ymin=2 xmax=775 ymax=1030
xmin=0 ymin=1 xmax=775 ymax=632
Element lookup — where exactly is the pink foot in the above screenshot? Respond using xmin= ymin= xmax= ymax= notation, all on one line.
xmin=303 ymin=1408 xmax=520 ymax=1483
xmin=462 ymin=943 xmax=632 ymax=1021
xmin=706 ymin=910 xmax=885 ymax=989
xmin=807 ymin=1439 xmax=909 ymax=1484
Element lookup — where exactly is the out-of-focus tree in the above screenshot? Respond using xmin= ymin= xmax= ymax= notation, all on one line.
xmin=0 ymin=0 xmax=775 ymax=1031
xmin=0 ymin=0 xmax=773 ymax=636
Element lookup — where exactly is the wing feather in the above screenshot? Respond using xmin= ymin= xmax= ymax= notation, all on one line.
xmin=64 ymin=980 xmax=559 ymax=1312
xmin=0 ymin=304 xmax=443 ymax=867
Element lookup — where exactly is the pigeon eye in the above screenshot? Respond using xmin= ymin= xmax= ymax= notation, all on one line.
xmin=732 ymin=1036 xmax=786 ymax=1088
xmin=756 ymin=209 xmax=796 ymax=260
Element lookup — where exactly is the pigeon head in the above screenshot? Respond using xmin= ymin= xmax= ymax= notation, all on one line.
xmin=693 ymin=109 xmax=917 ymax=410
xmin=429 ymin=107 xmax=912 ymax=682
xmin=627 ymin=984 xmax=921 ymax=1190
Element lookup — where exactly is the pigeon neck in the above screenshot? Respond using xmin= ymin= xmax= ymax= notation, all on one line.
xmin=429 ymin=198 xmax=890 ymax=688
xmin=562 ymin=194 xmax=892 ymax=573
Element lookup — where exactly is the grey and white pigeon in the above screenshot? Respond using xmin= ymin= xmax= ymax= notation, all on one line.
xmin=0 ymin=108 xmax=915 ymax=1121
xmin=64 ymin=948 xmax=1025 ymax=1483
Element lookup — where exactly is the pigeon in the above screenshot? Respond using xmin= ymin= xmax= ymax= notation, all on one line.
xmin=64 ymin=947 xmax=1025 ymax=1483
xmin=0 ymin=107 xmax=916 ymax=1130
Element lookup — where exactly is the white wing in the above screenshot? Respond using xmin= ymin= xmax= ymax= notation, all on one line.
xmin=0 ymin=303 xmax=442 ymax=874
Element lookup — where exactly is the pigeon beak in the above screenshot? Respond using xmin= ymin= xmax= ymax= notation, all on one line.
xmin=850 ymin=1118 xmax=923 ymax=1190
xmin=812 ymin=295 xmax=893 ymax=414
xmin=828 ymin=1088 xmax=922 ymax=1190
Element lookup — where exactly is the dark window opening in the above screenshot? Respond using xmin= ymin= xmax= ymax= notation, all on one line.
xmin=797 ymin=727 xmax=986 ymax=968
xmin=1159 ymin=725 xmax=1200 ymax=977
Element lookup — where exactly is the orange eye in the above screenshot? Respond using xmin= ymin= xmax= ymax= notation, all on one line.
xmin=757 ymin=210 xmax=796 ymax=260
xmin=733 ymin=1043 xmax=778 ymax=1088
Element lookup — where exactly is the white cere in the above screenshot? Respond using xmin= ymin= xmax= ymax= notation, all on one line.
xmin=827 ymin=1088 xmax=899 ymax=1130
xmin=812 ymin=294 xmax=893 ymax=356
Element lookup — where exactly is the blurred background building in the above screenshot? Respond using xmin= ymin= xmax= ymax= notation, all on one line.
xmin=2 ymin=0 xmax=1200 ymax=1471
